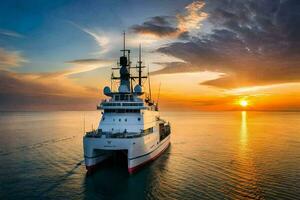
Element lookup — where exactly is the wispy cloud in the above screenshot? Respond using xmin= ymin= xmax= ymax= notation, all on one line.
xmin=65 ymin=58 xmax=113 ymax=75
xmin=81 ymin=28 xmax=110 ymax=54
xmin=0 ymin=56 xmax=114 ymax=110
xmin=0 ymin=29 xmax=23 ymax=38
xmin=226 ymin=82 xmax=300 ymax=96
xmin=69 ymin=21 xmax=111 ymax=55
xmin=0 ymin=48 xmax=27 ymax=69
xmin=0 ymin=68 xmax=99 ymax=111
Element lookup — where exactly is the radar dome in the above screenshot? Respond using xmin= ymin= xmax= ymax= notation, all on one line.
xmin=134 ymin=85 xmax=143 ymax=94
xmin=103 ymin=86 xmax=111 ymax=96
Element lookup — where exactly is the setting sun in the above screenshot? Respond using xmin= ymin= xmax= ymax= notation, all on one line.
xmin=240 ymin=100 xmax=248 ymax=107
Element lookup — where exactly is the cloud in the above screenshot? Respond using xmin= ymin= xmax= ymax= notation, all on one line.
xmin=0 ymin=69 xmax=99 ymax=111
xmin=0 ymin=47 xmax=125 ymax=109
xmin=81 ymin=28 xmax=110 ymax=54
xmin=0 ymin=29 xmax=23 ymax=38
xmin=130 ymin=1 xmax=208 ymax=38
xmin=151 ymin=62 xmax=202 ymax=75
xmin=67 ymin=58 xmax=111 ymax=65
xmin=177 ymin=1 xmax=208 ymax=33
xmin=131 ymin=16 xmax=180 ymax=38
xmin=65 ymin=58 xmax=113 ymax=75
xmin=0 ymin=48 xmax=27 ymax=69
xmin=69 ymin=21 xmax=112 ymax=55
xmin=0 ymin=57 xmax=113 ymax=110
xmin=153 ymin=0 xmax=300 ymax=88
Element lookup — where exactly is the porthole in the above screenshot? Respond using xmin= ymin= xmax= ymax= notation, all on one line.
xmin=119 ymin=118 xmax=121 ymax=122
xmin=125 ymin=118 xmax=127 ymax=122
xmin=138 ymin=117 xmax=141 ymax=121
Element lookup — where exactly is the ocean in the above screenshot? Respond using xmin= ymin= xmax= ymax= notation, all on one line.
xmin=0 ymin=111 xmax=299 ymax=199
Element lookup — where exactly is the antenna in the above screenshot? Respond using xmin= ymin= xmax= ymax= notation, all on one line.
xmin=157 ymin=82 xmax=161 ymax=103
xmin=123 ymin=31 xmax=125 ymax=56
xmin=138 ymin=44 xmax=142 ymax=86
xmin=147 ymin=66 xmax=152 ymax=100
xmin=110 ymin=72 xmax=113 ymax=89
xmin=155 ymin=83 xmax=161 ymax=111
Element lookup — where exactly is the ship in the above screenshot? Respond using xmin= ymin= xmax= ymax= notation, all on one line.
xmin=83 ymin=33 xmax=171 ymax=174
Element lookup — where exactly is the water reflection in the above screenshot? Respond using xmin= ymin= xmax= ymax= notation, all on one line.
xmin=240 ymin=111 xmax=248 ymax=150
xmin=232 ymin=111 xmax=263 ymax=199
xmin=83 ymin=147 xmax=171 ymax=200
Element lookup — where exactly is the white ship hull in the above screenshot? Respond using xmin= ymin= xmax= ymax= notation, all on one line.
xmin=128 ymin=134 xmax=170 ymax=173
xmin=83 ymin=128 xmax=170 ymax=173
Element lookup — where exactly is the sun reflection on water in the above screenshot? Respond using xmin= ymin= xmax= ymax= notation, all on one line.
xmin=240 ymin=111 xmax=248 ymax=149
xmin=232 ymin=111 xmax=264 ymax=199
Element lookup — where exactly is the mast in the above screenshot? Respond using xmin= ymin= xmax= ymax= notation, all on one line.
xmin=138 ymin=44 xmax=142 ymax=86
xmin=110 ymin=33 xmax=147 ymax=94
xmin=123 ymin=31 xmax=125 ymax=57
xmin=156 ymin=82 xmax=161 ymax=110
xmin=148 ymin=66 xmax=152 ymax=100
xmin=119 ymin=32 xmax=130 ymax=93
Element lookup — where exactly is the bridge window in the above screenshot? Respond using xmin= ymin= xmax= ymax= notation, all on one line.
xmin=104 ymin=109 xmax=140 ymax=113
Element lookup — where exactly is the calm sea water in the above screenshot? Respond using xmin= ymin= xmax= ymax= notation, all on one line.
xmin=0 ymin=111 xmax=299 ymax=199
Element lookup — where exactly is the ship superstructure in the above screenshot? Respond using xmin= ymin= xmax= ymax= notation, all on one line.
xmin=83 ymin=33 xmax=171 ymax=174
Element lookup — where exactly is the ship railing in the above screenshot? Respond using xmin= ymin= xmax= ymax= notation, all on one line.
xmin=85 ymin=130 xmax=99 ymax=137
xmin=85 ymin=129 xmax=153 ymax=138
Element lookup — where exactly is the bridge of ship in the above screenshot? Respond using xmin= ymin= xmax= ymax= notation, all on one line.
xmin=97 ymin=93 xmax=149 ymax=110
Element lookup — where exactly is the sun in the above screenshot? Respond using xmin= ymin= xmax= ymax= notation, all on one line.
xmin=239 ymin=100 xmax=248 ymax=107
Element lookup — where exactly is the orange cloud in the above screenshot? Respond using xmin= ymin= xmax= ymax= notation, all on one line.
xmin=65 ymin=58 xmax=113 ymax=75
xmin=0 ymin=57 xmax=113 ymax=110
xmin=177 ymin=1 xmax=208 ymax=33
xmin=0 ymin=69 xmax=99 ymax=111
xmin=0 ymin=48 xmax=27 ymax=69
xmin=150 ymin=72 xmax=300 ymax=111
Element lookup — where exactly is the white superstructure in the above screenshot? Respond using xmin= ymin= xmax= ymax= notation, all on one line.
xmin=83 ymin=34 xmax=171 ymax=174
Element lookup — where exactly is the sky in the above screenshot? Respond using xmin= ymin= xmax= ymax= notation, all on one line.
xmin=0 ymin=0 xmax=299 ymax=111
